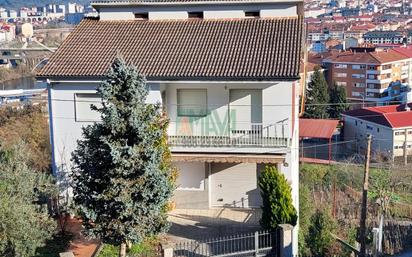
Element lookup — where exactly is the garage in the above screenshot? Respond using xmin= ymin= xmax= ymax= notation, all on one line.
xmin=210 ymin=163 xmax=262 ymax=208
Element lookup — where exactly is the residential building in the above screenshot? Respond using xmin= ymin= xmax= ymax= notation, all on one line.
xmin=343 ymin=102 xmax=412 ymax=158
xmin=363 ymin=30 xmax=405 ymax=44
xmin=37 ymin=0 xmax=304 ymax=253
xmin=311 ymin=41 xmax=327 ymax=53
xmin=323 ymin=49 xmax=409 ymax=102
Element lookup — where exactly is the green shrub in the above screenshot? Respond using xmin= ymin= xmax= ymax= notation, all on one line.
xmin=258 ymin=165 xmax=297 ymax=230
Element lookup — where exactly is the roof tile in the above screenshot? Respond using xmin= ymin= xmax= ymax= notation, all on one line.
xmin=38 ymin=17 xmax=303 ymax=81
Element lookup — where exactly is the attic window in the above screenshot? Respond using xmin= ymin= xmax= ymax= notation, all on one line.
xmin=188 ymin=12 xmax=203 ymax=19
xmin=134 ymin=12 xmax=148 ymax=20
xmin=245 ymin=11 xmax=260 ymax=18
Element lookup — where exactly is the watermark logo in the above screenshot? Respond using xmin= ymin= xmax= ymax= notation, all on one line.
xmin=176 ymin=109 xmax=237 ymax=136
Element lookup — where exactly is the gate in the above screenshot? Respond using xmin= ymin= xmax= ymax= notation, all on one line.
xmin=173 ymin=230 xmax=279 ymax=257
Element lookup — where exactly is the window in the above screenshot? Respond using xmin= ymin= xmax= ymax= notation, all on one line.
xmin=368 ymin=65 xmax=377 ymax=70
xmin=382 ymin=64 xmax=392 ymax=70
xmin=352 ymin=64 xmax=366 ymax=69
xmin=352 ymin=74 xmax=365 ymax=79
xmin=352 ymin=92 xmax=362 ymax=97
xmin=336 ymin=81 xmax=347 ymax=86
xmin=245 ymin=11 xmax=260 ymax=18
xmin=368 ymin=74 xmax=376 ymax=79
xmin=134 ymin=12 xmax=148 ymax=20
xmin=335 ymin=72 xmax=347 ymax=78
xmin=395 ymin=131 xmax=406 ymax=136
xmin=177 ymin=89 xmax=207 ymax=116
xmin=176 ymin=162 xmax=205 ymax=191
xmin=75 ymin=93 xmax=102 ymax=122
xmin=377 ymin=128 xmax=380 ymax=133
xmin=366 ymin=125 xmax=373 ymax=131
xmin=353 ymin=82 xmax=365 ymax=88
xmin=334 ymin=63 xmax=348 ymax=68
xmin=355 ymin=120 xmax=358 ymax=126
xmin=367 ymin=83 xmax=379 ymax=89
xmin=188 ymin=11 xmax=203 ymax=19
xmin=366 ymin=92 xmax=378 ymax=98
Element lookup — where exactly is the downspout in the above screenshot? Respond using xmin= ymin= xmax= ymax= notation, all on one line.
xmin=299 ymin=20 xmax=308 ymax=117
xmin=46 ymin=79 xmax=57 ymax=176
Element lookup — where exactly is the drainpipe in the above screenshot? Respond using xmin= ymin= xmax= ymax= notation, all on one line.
xmin=46 ymin=79 xmax=57 ymax=176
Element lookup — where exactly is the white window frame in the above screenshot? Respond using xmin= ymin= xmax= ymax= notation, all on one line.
xmin=74 ymin=93 xmax=102 ymax=122
xmin=177 ymin=89 xmax=208 ymax=117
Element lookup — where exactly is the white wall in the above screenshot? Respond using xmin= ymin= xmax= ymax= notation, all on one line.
xmin=343 ymin=115 xmax=394 ymax=157
xmin=49 ymin=79 xmax=300 ymax=254
xmin=97 ymin=3 xmax=299 ymax=20
xmin=163 ymin=82 xmax=293 ymax=140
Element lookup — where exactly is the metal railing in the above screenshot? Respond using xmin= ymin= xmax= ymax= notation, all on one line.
xmin=168 ymin=121 xmax=289 ymax=148
xmin=173 ymin=230 xmax=279 ymax=257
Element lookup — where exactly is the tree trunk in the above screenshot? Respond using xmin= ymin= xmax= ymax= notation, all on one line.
xmin=119 ymin=242 xmax=127 ymax=257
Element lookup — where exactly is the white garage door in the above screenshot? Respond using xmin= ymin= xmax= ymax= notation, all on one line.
xmin=211 ymin=163 xmax=261 ymax=208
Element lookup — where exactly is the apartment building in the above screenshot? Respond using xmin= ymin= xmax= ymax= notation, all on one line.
xmin=323 ymin=49 xmax=409 ymax=102
xmin=363 ymin=30 xmax=405 ymax=44
xmin=343 ymin=103 xmax=412 ymax=158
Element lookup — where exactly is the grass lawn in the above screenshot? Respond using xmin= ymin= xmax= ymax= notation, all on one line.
xmin=98 ymin=238 xmax=161 ymax=257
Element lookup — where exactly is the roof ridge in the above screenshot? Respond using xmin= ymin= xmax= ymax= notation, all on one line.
xmin=382 ymin=113 xmax=395 ymax=128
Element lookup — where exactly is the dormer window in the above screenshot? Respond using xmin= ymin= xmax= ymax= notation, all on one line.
xmin=245 ymin=11 xmax=260 ymax=18
xmin=135 ymin=12 xmax=148 ymax=20
xmin=188 ymin=12 xmax=203 ymax=19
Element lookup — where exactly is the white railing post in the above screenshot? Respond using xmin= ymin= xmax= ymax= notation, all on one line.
xmin=254 ymin=231 xmax=259 ymax=256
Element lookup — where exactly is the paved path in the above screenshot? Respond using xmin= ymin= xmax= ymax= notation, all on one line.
xmin=165 ymin=208 xmax=262 ymax=243
xmin=67 ymin=218 xmax=100 ymax=257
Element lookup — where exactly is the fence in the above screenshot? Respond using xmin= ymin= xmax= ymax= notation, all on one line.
xmin=170 ymin=229 xmax=283 ymax=257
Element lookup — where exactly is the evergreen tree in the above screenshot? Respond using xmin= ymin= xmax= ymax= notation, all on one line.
xmin=328 ymin=81 xmax=348 ymax=119
xmin=0 ymin=142 xmax=56 ymax=257
xmin=306 ymin=209 xmax=337 ymax=257
xmin=258 ymin=165 xmax=297 ymax=230
xmin=305 ymin=66 xmax=330 ymax=119
xmin=71 ymin=58 xmax=174 ymax=257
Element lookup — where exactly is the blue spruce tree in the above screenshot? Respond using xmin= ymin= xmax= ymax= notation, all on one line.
xmin=71 ymin=58 xmax=174 ymax=257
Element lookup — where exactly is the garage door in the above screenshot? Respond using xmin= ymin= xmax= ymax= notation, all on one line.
xmin=210 ymin=163 xmax=261 ymax=208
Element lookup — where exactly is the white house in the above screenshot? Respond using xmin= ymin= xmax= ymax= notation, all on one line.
xmin=37 ymin=0 xmax=303 ymax=254
xmin=343 ymin=103 xmax=412 ymax=159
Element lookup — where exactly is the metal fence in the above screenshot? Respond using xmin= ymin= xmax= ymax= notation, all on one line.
xmin=173 ymin=230 xmax=279 ymax=257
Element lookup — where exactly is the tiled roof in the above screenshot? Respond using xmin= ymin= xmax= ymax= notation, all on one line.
xmin=324 ymin=49 xmax=407 ymax=64
xmin=393 ymin=45 xmax=412 ymax=58
xmin=363 ymin=30 xmax=403 ymax=38
xmin=38 ymin=17 xmax=303 ymax=81
xmin=343 ymin=104 xmax=412 ymax=128
xmin=300 ymin=119 xmax=339 ymax=139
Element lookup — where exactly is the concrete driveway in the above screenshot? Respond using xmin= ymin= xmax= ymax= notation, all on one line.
xmin=165 ymin=208 xmax=262 ymax=243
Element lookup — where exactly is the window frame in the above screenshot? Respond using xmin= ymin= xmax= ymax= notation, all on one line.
xmin=188 ymin=11 xmax=204 ymax=19
xmin=177 ymin=89 xmax=208 ymax=117
xmin=74 ymin=93 xmax=102 ymax=122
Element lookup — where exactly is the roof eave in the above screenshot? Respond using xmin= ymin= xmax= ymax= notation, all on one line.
xmin=36 ymin=74 xmax=301 ymax=82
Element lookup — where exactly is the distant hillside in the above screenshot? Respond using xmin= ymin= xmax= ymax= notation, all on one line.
xmin=0 ymin=0 xmax=90 ymax=9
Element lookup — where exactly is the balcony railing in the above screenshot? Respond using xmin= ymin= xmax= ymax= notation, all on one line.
xmin=168 ymin=121 xmax=289 ymax=148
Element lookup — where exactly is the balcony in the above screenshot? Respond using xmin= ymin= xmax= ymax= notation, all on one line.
xmin=168 ymin=121 xmax=289 ymax=149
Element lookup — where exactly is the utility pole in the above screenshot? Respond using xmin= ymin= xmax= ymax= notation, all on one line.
xmin=359 ymin=134 xmax=372 ymax=257
xmin=404 ymin=129 xmax=408 ymax=166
